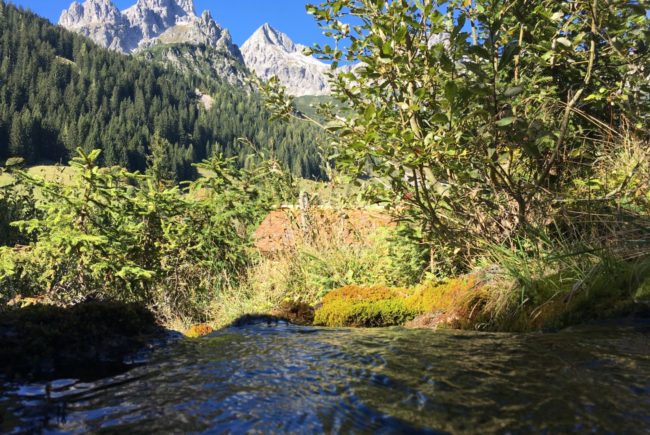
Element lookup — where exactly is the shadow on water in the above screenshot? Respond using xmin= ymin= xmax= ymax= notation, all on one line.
xmin=1 ymin=318 xmax=649 ymax=433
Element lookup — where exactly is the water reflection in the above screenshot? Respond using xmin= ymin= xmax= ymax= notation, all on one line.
xmin=2 ymin=320 xmax=649 ymax=433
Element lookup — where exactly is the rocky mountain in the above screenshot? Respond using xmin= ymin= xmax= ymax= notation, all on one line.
xmin=241 ymin=24 xmax=332 ymax=97
xmin=59 ymin=0 xmax=247 ymax=85
xmin=60 ymin=2 xmax=345 ymax=95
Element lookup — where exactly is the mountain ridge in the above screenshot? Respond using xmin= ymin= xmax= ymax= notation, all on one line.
xmin=59 ymin=1 xmax=338 ymax=96
xmin=59 ymin=0 xmax=237 ymax=55
xmin=0 ymin=0 xmax=325 ymax=180
xmin=59 ymin=0 xmax=248 ymax=85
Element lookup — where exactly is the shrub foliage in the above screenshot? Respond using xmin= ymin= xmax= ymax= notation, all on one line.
xmin=0 ymin=148 xmax=288 ymax=321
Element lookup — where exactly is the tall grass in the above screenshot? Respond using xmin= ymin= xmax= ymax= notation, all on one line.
xmin=207 ymin=205 xmax=429 ymax=327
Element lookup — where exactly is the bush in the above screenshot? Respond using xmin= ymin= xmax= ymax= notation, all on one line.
xmin=0 ymin=149 xmax=285 ymax=323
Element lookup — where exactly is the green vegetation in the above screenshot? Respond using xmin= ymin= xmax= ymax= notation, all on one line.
xmin=313 ymin=259 xmax=650 ymax=330
xmin=1 ymin=0 xmax=648 ymax=335
xmin=299 ymin=0 xmax=649 ymax=266
xmin=255 ymin=0 xmax=649 ymax=329
xmin=314 ymin=285 xmax=418 ymax=327
xmin=0 ymin=147 xmax=290 ymax=323
xmin=0 ymin=165 xmax=77 ymax=187
xmin=139 ymin=43 xmax=249 ymax=88
xmin=0 ymin=1 xmax=325 ymax=180
xmin=207 ymin=206 xmax=429 ymax=327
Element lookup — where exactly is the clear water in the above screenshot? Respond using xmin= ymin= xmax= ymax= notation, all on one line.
xmin=1 ymin=320 xmax=649 ymax=433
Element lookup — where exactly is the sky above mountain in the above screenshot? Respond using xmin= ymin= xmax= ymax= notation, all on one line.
xmin=7 ymin=0 xmax=329 ymax=47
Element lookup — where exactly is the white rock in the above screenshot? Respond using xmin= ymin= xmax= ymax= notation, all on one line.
xmin=59 ymin=0 xmax=241 ymax=60
xmin=241 ymin=23 xmax=333 ymax=97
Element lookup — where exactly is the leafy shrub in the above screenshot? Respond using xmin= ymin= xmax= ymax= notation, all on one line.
xmin=0 ymin=149 xmax=285 ymax=322
xmin=0 ymin=158 xmax=38 ymax=248
xmin=264 ymin=0 xmax=649 ymax=276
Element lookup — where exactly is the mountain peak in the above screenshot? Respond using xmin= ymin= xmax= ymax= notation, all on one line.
xmin=59 ymin=0 xmax=231 ymax=54
xmin=241 ymin=24 xmax=331 ymax=97
xmin=131 ymin=0 xmax=195 ymax=18
xmin=59 ymin=0 xmax=247 ymax=85
xmin=248 ymin=23 xmax=297 ymax=53
xmin=59 ymin=0 xmax=122 ymax=29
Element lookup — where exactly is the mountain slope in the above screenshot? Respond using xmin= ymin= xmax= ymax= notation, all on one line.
xmin=241 ymin=24 xmax=332 ymax=97
xmin=59 ymin=0 xmax=247 ymax=85
xmin=0 ymin=1 xmax=325 ymax=179
xmin=139 ymin=43 xmax=249 ymax=87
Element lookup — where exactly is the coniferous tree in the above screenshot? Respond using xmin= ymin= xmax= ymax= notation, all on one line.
xmin=0 ymin=1 xmax=326 ymax=179
xmin=147 ymin=132 xmax=177 ymax=185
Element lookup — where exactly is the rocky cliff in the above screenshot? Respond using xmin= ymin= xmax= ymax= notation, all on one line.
xmin=59 ymin=0 xmax=247 ymax=84
xmin=60 ymin=2 xmax=345 ymax=95
xmin=241 ymin=24 xmax=332 ymax=97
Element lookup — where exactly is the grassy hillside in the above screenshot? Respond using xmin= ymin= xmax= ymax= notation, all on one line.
xmin=0 ymin=165 xmax=76 ymax=187
xmin=294 ymin=95 xmax=340 ymax=122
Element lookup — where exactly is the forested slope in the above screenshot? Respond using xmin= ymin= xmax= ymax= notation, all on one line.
xmin=0 ymin=1 xmax=324 ymax=179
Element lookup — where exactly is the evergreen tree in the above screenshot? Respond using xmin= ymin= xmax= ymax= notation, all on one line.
xmin=0 ymin=1 xmax=326 ymax=179
xmin=147 ymin=132 xmax=177 ymax=185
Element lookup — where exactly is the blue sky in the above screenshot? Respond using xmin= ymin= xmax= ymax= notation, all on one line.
xmin=7 ymin=0 xmax=328 ymax=47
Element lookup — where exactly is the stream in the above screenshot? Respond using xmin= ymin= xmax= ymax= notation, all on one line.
xmin=1 ymin=320 xmax=649 ymax=433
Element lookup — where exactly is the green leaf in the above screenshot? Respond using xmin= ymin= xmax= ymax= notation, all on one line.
xmin=555 ymin=37 xmax=572 ymax=48
xmin=496 ymin=117 xmax=517 ymax=126
xmin=381 ymin=41 xmax=394 ymax=56
xmin=444 ymin=81 xmax=458 ymax=102
xmin=504 ymin=86 xmax=523 ymax=97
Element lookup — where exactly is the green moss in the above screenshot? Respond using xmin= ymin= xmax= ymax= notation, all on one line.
xmin=314 ymin=285 xmax=419 ymax=327
xmin=405 ymin=276 xmax=480 ymax=313
xmin=185 ymin=323 xmax=215 ymax=338
xmin=314 ymin=261 xmax=650 ymax=331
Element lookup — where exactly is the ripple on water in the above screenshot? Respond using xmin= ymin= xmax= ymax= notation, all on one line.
xmin=1 ymin=321 xmax=649 ymax=433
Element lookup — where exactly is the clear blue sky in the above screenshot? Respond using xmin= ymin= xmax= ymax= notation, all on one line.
xmin=7 ymin=0 xmax=328 ymax=47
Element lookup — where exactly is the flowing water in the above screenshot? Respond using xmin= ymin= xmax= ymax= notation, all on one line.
xmin=1 ymin=320 xmax=649 ymax=433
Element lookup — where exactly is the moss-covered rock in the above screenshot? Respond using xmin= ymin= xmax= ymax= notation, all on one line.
xmin=0 ymin=301 xmax=163 ymax=381
xmin=314 ymin=285 xmax=419 ymax=327
xmin=313 ymin=264 xmax=650 ymax=331
xmin=405 ymin=276 xmax=480 ymax=312
xmin=273 ymin=300 xmax=315 ymax=326
xmin=185 ymin=323 xmax=215 ymax=338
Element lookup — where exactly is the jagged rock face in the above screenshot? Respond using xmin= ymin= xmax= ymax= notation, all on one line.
xmin=241 ymin=24 xmax=332 ymax=97
xmin=59 ymin=0 xmax=247 ymax=84
xmin=59 ymin=0 xmax=127 ymax=51
xmin=59 ymin=0 xmax=241 ymax=60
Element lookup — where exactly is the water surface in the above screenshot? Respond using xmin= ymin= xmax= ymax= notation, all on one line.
xmin=2 ymin=320 xmax=649 ymax=433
